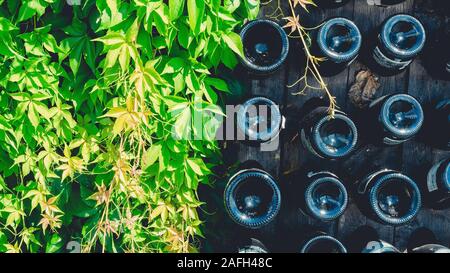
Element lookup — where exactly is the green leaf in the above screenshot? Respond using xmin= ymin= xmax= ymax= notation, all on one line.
xmin=125 ymin=19 xmax=140 ymax=43
xmin=42 ymin=34 xmax=60 ymax=53
xmin=85 ymin=39 xmax=96 ymax=73
xmin=224 ymin=0 xmax=241 ymax=13
xmin=0 ymin=176 xmax=6 ymax=192
xmin=22 ymin=189 xmax=42 ymax=212
xmin=0 ymin=33 xmax=19 ymax=57
xmin=18 ymin=0 xmax=46 ymax=23
xmin=142 ymin=144 xmax=161 ymax=169
xmin=60 ymin=18 xmax=96 ymax=75
xmin=45 ymin=233 xmax=63 ymax=253
xmin=162 ymin=57 xmax=185 ymax=74
xmin=205 ymin=77 xmax=230 ymax=92
xmin=174 ymin=107 xmax=191 ymax=139
xmin=69 ymin=39 xmax=85 ymax=76
xmin=169 ymin=0 xmax=185 ymax=21
xmin=186 ymin=158 xmax=203 ymax=176
xmin=28 ymin=104 xmax=40 ymax=128
xmin=221 ymin=46 xmax=238 ymax=69
xmin=96 ymin=0 xmax=125 ymax=30
xmin=92 ymin=32 xmax=125 ymax=46
xmin=222 ymin=32 xmax=244 ymax=58
xmin=93 ymin=31 xmax=139 ymax=72
xmin=187 ymin=0 xmax=205 ymax=36
xmin=10 ymin=92 xmax=31 ymax=102
xmin=153 ymin=4 xmax=169 ymax=36
xmin=244 ymin=0 xmax=260 ymax=20
xmin=0 ymin=231 xmax=7 ymax=252
xmin=178 ymin=23 xmax=192 ymax=49
xmin=0 ymin=18 xmax=18 ymax=32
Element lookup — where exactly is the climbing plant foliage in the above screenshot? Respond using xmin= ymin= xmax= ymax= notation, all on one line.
xmin=0 ymin=0 xmax=259 ymax=253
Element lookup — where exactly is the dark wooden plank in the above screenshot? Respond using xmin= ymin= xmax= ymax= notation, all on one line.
xmin=278 ymin=1 xmax=355 ymax=252
xmin=395 ymin=0 xmax=450 ymax=250
xmin=396 ymin=67 xmax=450 ymax=250
xmin=199 ymin=1 xmax=289 ymax=253
xmin=336 ymin=0 xmax=415 ymax=247
xmin=344 ymin=1 xmax=414 ymax=107
xmin=224 ymin=1 xmax=290 ymax=253
xmin=235 ymin=0 xmax=287 ymax=180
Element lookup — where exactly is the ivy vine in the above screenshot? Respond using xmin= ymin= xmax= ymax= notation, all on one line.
xmin=0 ymin=0 xmax=259 ymax=253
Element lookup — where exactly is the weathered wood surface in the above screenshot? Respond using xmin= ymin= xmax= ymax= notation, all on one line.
xmin=200 ymin=0 xmax=450 ymax=253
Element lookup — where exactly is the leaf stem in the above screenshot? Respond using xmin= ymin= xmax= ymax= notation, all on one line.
xmin=286 ymin=0 xmax=337 ymax=116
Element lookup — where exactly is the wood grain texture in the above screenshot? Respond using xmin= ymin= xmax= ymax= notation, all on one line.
xmin=394 ymin=1 xmax=450 ymax=249
xmin=335 ymin=0 xmax=416 ymax=247
xmin=278 ymin=1 xmax=355 ymax=252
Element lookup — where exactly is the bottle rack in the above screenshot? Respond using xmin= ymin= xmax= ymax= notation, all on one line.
xmin=200 ymin=0 xmax=450 ymax=253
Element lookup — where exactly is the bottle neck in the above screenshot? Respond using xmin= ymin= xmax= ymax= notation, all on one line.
xmin=362 ymin=240 xmax=400 ymax=253
xmin=301 ymin=235 xmax=347 ymax=253
xmin=239 ymin=19 xmax=289 ymax=74
xmin=380 ymin=14 xmax=426 ymax=60
xmin=317 ymin=18 xmax=361 ymax=64
xmin=411 ymin=244 xmax=450 ymax=253
xmin=367 ymin=172 xmax=421 ymax=225
xmin=225 ymin=169 xmax=281 ymax=229
xmin=304 ymin=175 xmax=348 ymax=221
xmin=311 ymin=113 xmax=358 ymax=158
xmin=379 ymin=94 xmax=424 ymax=140
xmin=237 ymin=97 xmax=283 ymax=142
xmin=238 ymin=238 xmax=268 ymax=253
